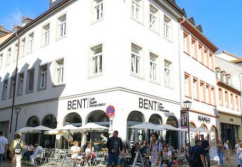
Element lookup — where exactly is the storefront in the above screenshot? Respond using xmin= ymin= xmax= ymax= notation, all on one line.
xmin=219 ymin=112 xmax=241 ymax=149
xmin=58 ymin=90 xmax=181 ymax=149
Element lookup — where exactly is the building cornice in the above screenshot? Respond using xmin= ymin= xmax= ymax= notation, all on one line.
xmin=216 ymin=80 xmax=241 ymax=95
xmin=218 ymin=110 xmax=242 ymax=118
xmin=189 ymin=109 xmax=219 ymax=118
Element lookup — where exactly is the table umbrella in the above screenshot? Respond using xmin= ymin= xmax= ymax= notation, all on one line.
xmin=16 ymin=127 xmax=35 ymax=134
xmin=129 ymin=122 xmax=160 ymax=130
xmin=156 ymin=124 xmax=181 ymax=131
xmin=75 ymin=123 xmax=109 ymax=132
xmin=190 ymin=127 xmax=210 ymax=133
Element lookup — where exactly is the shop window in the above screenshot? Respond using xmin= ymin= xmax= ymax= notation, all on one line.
xmin=17 ymin=73 xmax=24 ymax=96
xmin=90 ymin=44 xmax=102 ymax=77
xmin=9 ymin=77 xmax=16 ymax=98
xmin=219 ymin=88 xmax=223 ymax=106
xmin=38 ymin=65 xmax=47 ymax=90
xmin=230 ymin=93 xmax=234 ymax=110
xmin=131 ymin=0 xmax=143 ymax=23
xmin=2 ymin=80 xmax=8 ymax=100
xmin=200 ymin=81 xmax=206 ymax=102
xmin=131 ymin=43 xmax=142 ymax=76
xmin=55 ymin=59 xmax=64 ymax=84
xmin=225 ymin=91 xmax=229 ymax=108
xmin=193 ymin=78 xmax=199 ymax=100
xmin=150 ymin=5 xmax=159 ymax=33
xmin=184 ymin=73 xmax=191 ymax=98
xmin=92 ymin=0 xmax=103 ymax=23
xmin=28 ymin=33 xmax=34 ymax=53
xmin=6 ymin=48 xmax=11 ymax=66
xmin=26 ymin=69 xmax=35 ymax=93
xmin=164 ymin=15 xmax=171 ymax=40
xmin=150 ymin=53 xmax=158 ymax=81
xmin=164 ymin=60 xmax=172 ymax=86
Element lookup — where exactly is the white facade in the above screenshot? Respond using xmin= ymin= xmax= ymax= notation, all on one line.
xmin=0 ymin=0 xmax=185 ymax=147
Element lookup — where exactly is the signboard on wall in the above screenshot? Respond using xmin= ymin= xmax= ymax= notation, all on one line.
xmin=180 ymin=110 xmax=188 ymax=129
xmin=138 ymin=98 xmax=164 ymax=111
xmin=67 ymin=97 xmax=106 ymax=110
xmin=198 ymin=115 xmax=211 ymax=123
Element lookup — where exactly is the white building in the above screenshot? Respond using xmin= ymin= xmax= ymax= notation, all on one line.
xmin=215 ymin=51 xmax=242 ymax=148
xmin=0 ymin=0 xmax=188 ymax=148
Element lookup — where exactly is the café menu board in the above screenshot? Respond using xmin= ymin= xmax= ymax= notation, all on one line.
xmin=181 ymin=110 xmax=188 ymax=129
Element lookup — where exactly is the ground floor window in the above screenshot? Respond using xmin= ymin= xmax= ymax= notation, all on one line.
xmin=0 ymin=121 xmax=9 ymax=139
xmin=26 ymin=116 xmax=40 ymax=145
xmin=166 ymin=116 xmax=178 ymax=149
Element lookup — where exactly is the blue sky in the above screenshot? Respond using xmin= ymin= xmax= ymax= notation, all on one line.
xmin=0 ymin=0 xmax=242 ymax=56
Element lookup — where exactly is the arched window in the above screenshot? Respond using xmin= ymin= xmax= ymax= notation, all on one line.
xmin=64 ymin=113 xmax=82 ymax=127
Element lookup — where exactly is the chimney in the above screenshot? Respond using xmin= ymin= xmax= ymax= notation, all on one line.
xmin=13 ymin=25 xmax=22 ymax=32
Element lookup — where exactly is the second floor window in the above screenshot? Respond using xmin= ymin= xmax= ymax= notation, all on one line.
xmin=6 ymin=48 xmax=11 ymax=65
xmin=184 ymin=74 xmax=191 ymax=97
xmin=193 ymin=78 xmax=198 ymax=100
xmin=200 ymin=82 xmax=205 ymax=102
xmin=132 ymin=0 xmax=142 ymax=21
xmin=225 ymin=91 xmax=229 ymax=108
xmin=0 ymin=54 xmax=2 ymax=69
xmin=94 ymin=0 xmax=103 ymax=21
xmin=13 ymin=43 xmax=18 ymax=62
xmin=203 ymin=49 xmax=207 ymax=65
xmin=150 ymin=5 xmax=158 ymax=32
xmin=21 ymin=38 xmax=26 ymax=57
xmin=27 ymin=69 xmax=35 ymax=93
xmin=198 ymin=45 xmax=202 ymax=62
xmin=164 ymin=60 xmax=172 ymax=86
xmin=39 ymin=65 xmax=47 ymax=89
xmin=58 ymin=15 xmax=66 ymax=38
xmin=150 ymin=53 xmax=158 ymax=80
xmin=91 ymin=45 xmax=102 ymax=75
xmin=9 ymin=77 xmax=16 ymax=98
xmin=18 ymin=74 xmax=24 ymax=95
xmin=183 ymin=33 xmax=188 ymax=53
xmin=43 ymin=24 xmax=50 ymax=45
xmin=56 ymin=59 xmax=64 ymax=84
xmin=2 ymin=80 xmax=8 ymax=100
xmin=164 ymin=15 xmax=171 ymax=39
xmin=131 ymin=44 xmax=142 ymax=75
xmin=191 ymin=39 xmax=196 ymax=58
xmin=219 ymin=88 xmax=223 ymax=105
xmin=28 ymin=33 xmax=34 ymax=53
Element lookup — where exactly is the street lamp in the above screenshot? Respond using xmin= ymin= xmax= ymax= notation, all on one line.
xmin=15 ymin=108 xmax=21 ymax=132
xmin=183 ymin=100 xmax=192 ymax=147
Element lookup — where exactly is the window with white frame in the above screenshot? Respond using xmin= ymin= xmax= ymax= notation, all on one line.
xmin=58 ymin=15 xmax=66 ymax=38
xmin=206 ymin=85 xmax=210 ymax=103
xmin=150 ymin=5 xmax=159 ymax=32
xmin=204 ymin=49 xmax=207 ymax=65
xmin=183 ymin=33 xmax=188 ymax=53
xmin=211 ymin=87 xmax=215 ymax=105
xmin=2 ymin=80 xmax=8 ymax=100
xmin=13 ymin=43 xmax=18 ymax=62
xmin=21 ymin=38 xmax=26 ymax=57
xmin=164 ymin=60 xmax=172 ymax=86
xmin=198 ymin=45 xmax=202 ymax=62
xmin=42 ymin=24 xmax=50 ymax=45
xmin=131 ymin=0 xmax=143 ymax=22
xmin=0 ymin=53 xmax=3 ymax=69
xmin=150 ymin=53 xmax=158 ymax=80
xmin=6 ymin=48 xmax=11 ymax=65
xmin=184 ymin=74 xmax=190 ymax=97
xmin=56 ymin=59 xmax=64 ymax=84
xmin=193 ymin=78 xmax=198 ymax=99
xmin=93 ymin=0 xmax=103 ymax=22
xmin=18 ymin=73 xmax=24 ymax=95
xmin=219 ymin=88 xmax=223 ymax=105
xmin=9 ymin=77 xmax=16 ymax=98
xmin=164 ymin=15 xmax=171 ymax=39
xmin=90 ymin=45 xmax=102 ymax=76
xmin=200 ymin=82 xmax=205 ymax=102
xmin=191 ymin=39 xmax=195 ymax=58
xmin=225 ymin=91 xmax=229 ymax=108
xmin=131 ymin=44 xmax=142 ymax=75
xmin=28 ymin=33 xmax=34 ymax=53
xmin=27 ymin=69 xmax=34 ymax=92
xmin=39 ymin=65 xmax=47 ymax=89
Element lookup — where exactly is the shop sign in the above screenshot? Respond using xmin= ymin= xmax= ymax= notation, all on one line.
xmin=180 ymin=110 xmax=188 ymax=129
xmin=139 ymin=98 xmax=164 ymax=111
xmin=67 ymin=97 xmax=106 ymax=110
xmin=106 ymin=105 xmax=115 ymax=117
xmin=198 ymin=115 xmax=211 ymax=123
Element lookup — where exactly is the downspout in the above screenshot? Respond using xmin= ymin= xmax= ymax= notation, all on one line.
xmin=239 ymin=73 xmax=242 ymax=139
xmin=9 ymin=29 xmax=21 ymax=135
xmin=178 ymin=17 xmax=186 ymax=147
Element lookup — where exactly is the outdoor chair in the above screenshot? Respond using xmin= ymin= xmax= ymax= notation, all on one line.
xmin=34 ymin=150 xmax=44 ymax=166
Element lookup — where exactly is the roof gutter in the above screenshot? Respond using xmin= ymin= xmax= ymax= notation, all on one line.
xmin=157 ymin=0 xmax=184 ymax=18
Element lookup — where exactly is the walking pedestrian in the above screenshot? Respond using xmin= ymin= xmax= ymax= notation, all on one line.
xmin=106 ymin=130 xmax=123 ymax=167
xmin=0 ymin=131 xmax=8 ymax=167
xmin=201 ymin=134 xmax=210 ymax=167
xmin=237 ymin=142 xmax=242 ymax=167
xmin=216 ymin=140 xmax=224 ymax=166
xmin=10 ymin=134 xmax=24 ymax=167
xmin=148 ymin=133 xmax=162 ymax=167
xmin=188 ymin=139 xmax=206 ymax=167
xmin=224 ymin=140 xmax=232 ymax=166
xmin=236 ymin=139 xmax=241 ymax=167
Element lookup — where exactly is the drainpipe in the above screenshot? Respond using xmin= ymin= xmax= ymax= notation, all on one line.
xmin=239 ymin=73 xmax=242 ymax=139
xmin=178 ymin=17 xmax=186 ymax=147
xmin=9 ymin=29 xmax=21 ymax=135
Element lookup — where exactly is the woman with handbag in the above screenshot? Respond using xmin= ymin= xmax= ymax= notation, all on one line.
xmin=237 ymin=142 xmax=242 ymax=167
xmin=216 ymin=140 xmax=224 ymax=166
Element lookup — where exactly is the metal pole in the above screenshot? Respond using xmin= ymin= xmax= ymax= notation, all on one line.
xmin=15 ymin=113 xmax=19 ymax=132
xmin=9 ymin=30 xmax=21 ymax=134
xmin=187 ymin=109 xmax=190 ymax=147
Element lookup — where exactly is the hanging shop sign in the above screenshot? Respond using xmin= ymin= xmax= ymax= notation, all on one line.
xmin=180 ymin=110 xmax=188 ymax=129
xmin=106 ymin=105 xmax=115 ymax=117
xmin=67 ymin=97 xmax=106 ymax=110
xmin=139 ymin=98 xmax=164 ymax=111
xmin=198 ymin=115 xmax=211 ymax=123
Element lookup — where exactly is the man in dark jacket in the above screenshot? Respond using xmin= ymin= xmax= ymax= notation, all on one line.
xmin=189 ymin=139 xmax=206 ymax=167
xmin=106 ymin=130 xmax=122 ymax=167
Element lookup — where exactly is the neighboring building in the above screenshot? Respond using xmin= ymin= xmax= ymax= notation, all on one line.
xmin=0 ymin=0 xmax=187 ymax=148
xmin=215 ymin=51 xmax=242 ymax=148
xmin=0 ymin=25 xmax=12 ymax=44
xmin=179 ymin=16 xmax=219 ymax=156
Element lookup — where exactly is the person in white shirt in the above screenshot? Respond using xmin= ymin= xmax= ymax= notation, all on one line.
xmin=30 ymin=144 xmax=43 ymax=165
xmin=85 ymin=143 xmax=92 ymax=163
xmin=70 ymin=141 xmax=82 ymax=161
xmin=0 ymin=131 xmax=8 ymax=167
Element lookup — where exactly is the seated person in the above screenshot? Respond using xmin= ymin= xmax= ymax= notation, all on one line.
xmin=118 ymin=143 xmax=128 ymax=166
xmin=30 ymin=144 xmax=43 ymax=166
xmin=70 ymin=141 xmax=82 ymax=162
xmin=177 ymin=147 xmax=186 ymax=167
xmin=161 ymin=147 xmax=172 ymax=167
xmin=85 ymin=143 xmax=92 ymax=163
xmin=131 ymin=142 xmax=140 ymax=162
xmin=23 ymin=144 xmax=33 ymax=160
xmin=140 ymin=141 xmax=148 ymax=156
